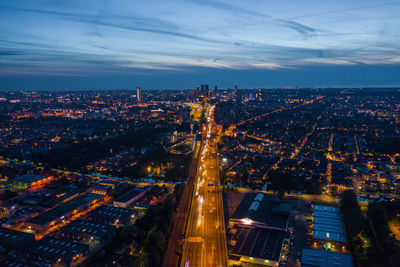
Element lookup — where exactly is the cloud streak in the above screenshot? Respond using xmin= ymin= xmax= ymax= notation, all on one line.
xmin=0 ymin=0 xmax=399 ymax=80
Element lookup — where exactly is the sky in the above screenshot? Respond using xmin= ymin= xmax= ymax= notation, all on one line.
xmin=0 ymin=0 xmax=400 ymax=90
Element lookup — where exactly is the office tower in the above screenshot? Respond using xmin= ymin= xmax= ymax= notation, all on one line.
xmin=201 ymin=85 xmax=205 ymax=95
xmin=234 ymin=82 xmax=238 ymax=95
xmin=205 ymin=84 xmax=210 ymax=97
xmin=136 ymin=87 xmax=141 ymax=103
xmin=196 ymin=85 xmax=200 ymax=94
xmin=214 ymin=86 xmax=218 ymax=92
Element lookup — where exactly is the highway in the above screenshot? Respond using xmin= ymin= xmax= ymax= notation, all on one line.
xmin=181 ymin=104 xmax=228 ymax=267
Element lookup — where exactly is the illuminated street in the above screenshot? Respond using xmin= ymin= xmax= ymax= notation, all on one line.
xmin=181 ymin=105 xmax=228 ymax=267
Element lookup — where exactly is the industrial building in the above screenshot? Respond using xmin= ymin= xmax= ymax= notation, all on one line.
xmin=89 ymin=184 xmax=113 ymax=195
xmin=301 ymin=248 xmax=354 ymax=267
xmin=11 ymin=174 xmax=54 ymax=189
xmin=113 ymin=187 xmax=149 ymax=208
xmin=87 ymin=205 xmax=136 ymax=226
xmin=30 ymin=237 xmax=89 ymax=265
xmin=25 ymin=193 xmax=103 ymax=233
xmin=230 ymin=193 xmax=292 ymax=231
xmin=0 ymin=227 xmax=35 ymax=251
xmin=311 ymin=205 xmax=347 ymax=247
xmin=229 ymin=225 xmax=290 ymax=266
xmin=228 ymin=193 xmax=292 ymax=266
xmin=59 ymin=219 xmax=116 ymax=244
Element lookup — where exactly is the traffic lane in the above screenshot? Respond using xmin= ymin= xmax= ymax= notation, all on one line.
xmin=185 ymin=242 xmax=202 ymax=267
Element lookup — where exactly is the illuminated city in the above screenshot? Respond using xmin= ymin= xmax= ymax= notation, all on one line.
xmin=1 ymin=1 xmax=400 ymax=267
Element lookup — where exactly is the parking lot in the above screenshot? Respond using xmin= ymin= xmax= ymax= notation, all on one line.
xmin=281 ymin=198 xmax=312 ymax=266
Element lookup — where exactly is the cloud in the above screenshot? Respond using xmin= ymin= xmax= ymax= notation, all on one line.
xmin=190 ymin=0 xmax=270 ymax=19
xmin=0 ymin=4 xmax=226 ymax=45
xmin=0 ymin=50 xmax=25 ymax=56
xmin=278 ymin=20 xmax=317 ymax=39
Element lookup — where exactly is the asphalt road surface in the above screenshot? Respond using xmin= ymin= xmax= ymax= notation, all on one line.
xmin=181 ymin=105 xmax=227 ymax=267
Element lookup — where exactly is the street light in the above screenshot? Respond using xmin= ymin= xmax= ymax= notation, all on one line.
xmin=242 ymin=218 xmax=252 ymax=225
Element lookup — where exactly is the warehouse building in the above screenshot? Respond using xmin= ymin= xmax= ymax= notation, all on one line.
xmin=25 ymin=193 xmax=103 ymax=233
xmin=311 ymin=205 xmax=347 ymax=247
xmin=228 ymin=193 xmax=292 ymax=266
xmin=87 ymin=205 xmax=136 ymax=226
xmin=0 ymin=227 xmax=35 ymax=251
xmin=230 ymin=193 xmax=292 ymax=231
xmin=229 ymin=225 xmax=289 ymax=266
xmin=59 ymin=219 xmax=116 ymax=244
xmin=30 ymin=237 xmax=89 ymax=265
xmin=89 ymin=184 xmax=113 ymax=195
xmin=11 ymin=174 xmax=54 ymax=190
xmin=113 ymin=187 xmax=149 ymax=208
xmin=301 ymin=248 xmax=354 ymax=267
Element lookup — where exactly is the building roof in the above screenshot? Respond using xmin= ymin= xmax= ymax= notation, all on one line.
xmin=13 ymin=174 xmax=48 ymax=183
xmin=27 ymin=193 xmax=102 ymax=226
xmin=31 ymin=237 xmax=88 ymax=260
xmin=60 ymin=219 xmax=115 ymax=239
xmin=89 ymin=205 xmax=135 ymax=219
xmin=231 ymin=193 xmax=292 ymax=229
xmin=301 ymin=249 xmax=354 ymax=267
xmin=115 ymin=188 xmax=146 ymax=203
xmin=230 ymin=225 xmax=287 ymax=261
xmin=313 ymin=231 xmax=346 ymax=242
xmin=91 ymin=184 xmax=113 ymax=190
xmin=312 ymin=205 xmax=346 ymax=243
xmin=0 ymin=227 xmax=35 ymax=250
xmin=42 ymin=190 xmax=81 ymax=208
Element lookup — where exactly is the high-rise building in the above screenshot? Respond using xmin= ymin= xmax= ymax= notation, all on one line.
xmin=214 ymin=86 xmax=218 ymax=92
xmin=201 ymin=85 xmax=205 ymax=95
xmin=196 ymin=85 xmax=200 ymax=94
xmin=205 ymin=85 xmax=210 ymax=97
xmin=136 ymin=87 xmax=141 ymax=103
xmin=234 ymin=82 xmax=238 ymax=95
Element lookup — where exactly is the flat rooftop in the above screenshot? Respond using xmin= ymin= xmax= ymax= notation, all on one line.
xmin=115 ymin=188 xmax=146 ymax=203
xmin=89 ymin=205 xmax=134 ymax=219
xmin=13 ymin=174 xmax=48 ymax=183
xmin=31 ymin=237 xmax=88 ymax=260
xmin=313 ymin=231 xmax=346 ymax=242
xmin=230 ymin=225 xmax=287 ymax=261
xmin=27 ymin=193 xmax=102 ymax=226
xmin=0 ymin=227 xmax=35 ymax=250
xmin=301 ymin=248 xmax=354 ymax=267
xmin=231 ymin=193 xmax=291 ymax=229
xmin=312 ymin=205 xmax=346 ymax=243
xmin=60 ymin=219 xmax=115 ymax=238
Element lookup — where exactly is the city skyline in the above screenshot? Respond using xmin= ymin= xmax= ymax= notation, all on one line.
xmin=1 ymin=0 xmax=400 ymax=89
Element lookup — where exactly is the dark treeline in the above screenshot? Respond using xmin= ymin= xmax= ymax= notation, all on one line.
xmin=267 ymin=169 xmax=323 ymax=197
xmin=340 ymin=190 xmax=400 ymax=266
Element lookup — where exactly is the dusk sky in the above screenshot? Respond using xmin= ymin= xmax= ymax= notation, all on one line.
xmin=1 ymin=0 xmax=400 ymax=90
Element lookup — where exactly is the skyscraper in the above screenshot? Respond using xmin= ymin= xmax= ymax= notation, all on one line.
xmin=205 ymin=84 xmax=210 ymax=97
xmin=234 ymin=82 xmax=238 ymax=95
xmin=136 ymin=87 xmax=141 ymax=103
xmin=201 ymin=85 xmax=205 ymax=95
